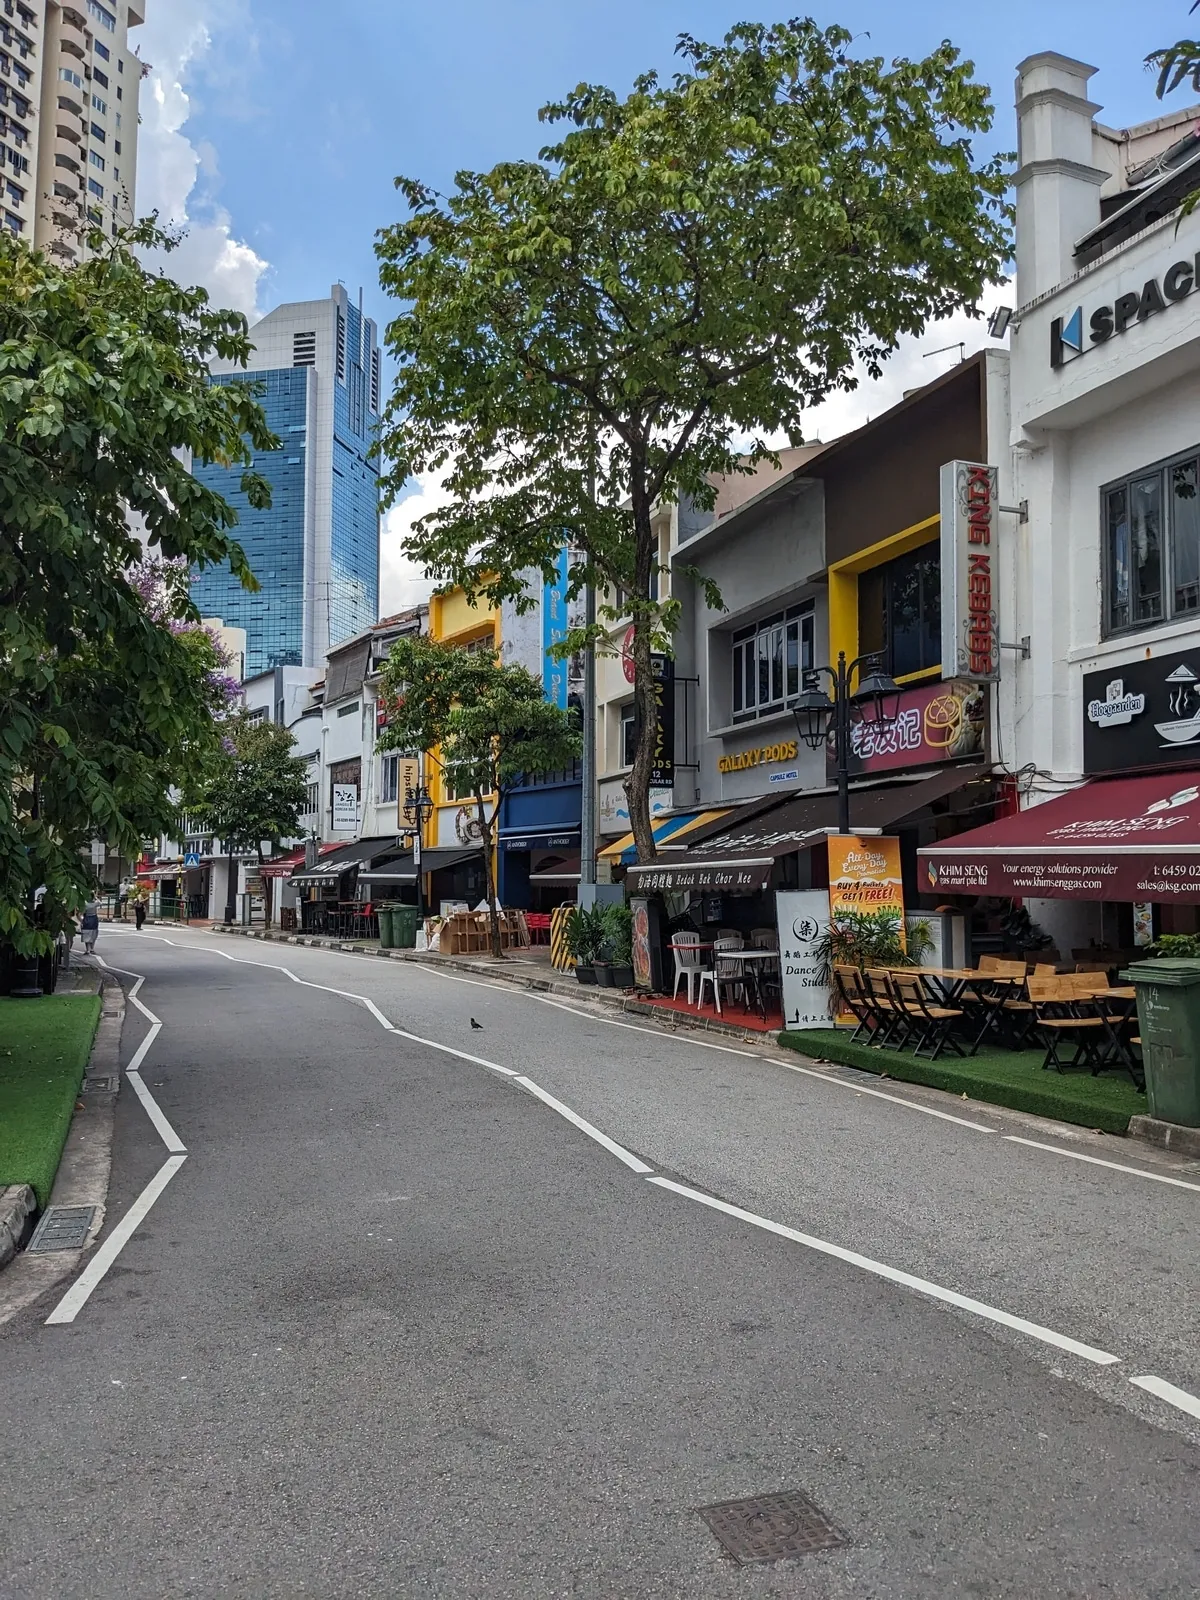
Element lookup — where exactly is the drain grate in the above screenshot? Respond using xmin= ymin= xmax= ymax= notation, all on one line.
xmin=26 ymin=1205 xmax=96 ymax=1253
xmin=697 ymin=1489 xmax=848 ymax=1565
xmin=83 ymin=1075 xmax=118 ymax=1094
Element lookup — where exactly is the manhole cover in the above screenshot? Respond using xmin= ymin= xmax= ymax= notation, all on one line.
xmin=26 ymin=1205 xmax=96 ymax=1253
xmin=83 ymin=1076 xmax=118 ymax=1094
xmin=697 ymin=1489 xmax=848 ymax=1565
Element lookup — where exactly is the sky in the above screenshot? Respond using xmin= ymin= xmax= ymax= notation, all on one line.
xmin=137 ymin=0 xmax=1198 ymax=609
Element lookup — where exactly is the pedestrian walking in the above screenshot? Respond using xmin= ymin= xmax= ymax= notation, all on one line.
xmin=134 ymin=898 xmax=147 ymax=931
xmin=80 ymin=901 xmax=99 ymax=955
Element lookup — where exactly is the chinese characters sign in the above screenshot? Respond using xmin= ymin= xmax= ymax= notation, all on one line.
xmin=940 ymin=459 xmax=999 ymax=682
xmin=835 ymin=679 xmax=986 ymax=779
xmin=775 ymin=890 xmax=831 ymax=1030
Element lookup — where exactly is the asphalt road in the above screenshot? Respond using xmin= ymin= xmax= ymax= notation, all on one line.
xmin=2 ymin=925 xmax=1200 ymax=1598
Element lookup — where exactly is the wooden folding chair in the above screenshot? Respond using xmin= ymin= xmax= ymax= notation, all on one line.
xmin=834 ymin=965 xmax=885 ymax=1045
xmin=887 ymin=971 xmax=965 ymax=1060
xmin=863 ymin=967 xmax=911 ymax=1049
xmin=1028 ymin=977 xmax=1107 ymax=1073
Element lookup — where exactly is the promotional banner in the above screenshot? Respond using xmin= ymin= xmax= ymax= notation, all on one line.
xmin=775 ymin=889 xmax=831 ymax=1030
xmin=827 ymin=835 xmax=905 ymax=942
xmin=940 ymin=459 xmax=999 ymax=682
xmin=1082 ymin=646 xmax=1200 ymax=775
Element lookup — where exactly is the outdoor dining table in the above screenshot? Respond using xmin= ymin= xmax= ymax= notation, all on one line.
xmin=721 ymin=949 xmax=780 ymax=1020
xmin=904 ymin=967 xmax=1027 ymax=1052
xmin=1076 ymin=984 xmax=1143 ymax=1083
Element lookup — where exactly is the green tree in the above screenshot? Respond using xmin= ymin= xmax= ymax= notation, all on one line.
xmin=186 ymin=711 xmax=311 ymax=924
xmin=377 ymin=634 xmax=581 ymax=958
xmin=1148 ymin=4 xmax=1200 ymax=99
xmin=376 ymin=18 xmax=1010 ymax=861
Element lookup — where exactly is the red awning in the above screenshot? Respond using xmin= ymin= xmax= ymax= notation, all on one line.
xmin=918 ymin=772 xmax=1200 ymax=901
xmin=260 ymin=844 xmax=339 ymax=879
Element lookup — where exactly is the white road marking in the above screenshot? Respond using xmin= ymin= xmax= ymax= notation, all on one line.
xmin=514 ymin=1077 xmax=654 ymax=1173
xmin=646 ymin=1175 xmax=1122 ymax=1367
xmin=778 ymin=1060 xmax=998 ymax=1132
xmin=533 ymin=993 xmax=763 ymax=1057
xmin=1129 ymin=1375 xmax=1200 ymax=1420
xmin=45 ymin=1155 xmax=187 ymax=1325
xmin=1004 ymin=1136 xmax=1200 ymax=1194
xmin=93 ymin=956 xmax=185 ymax=1152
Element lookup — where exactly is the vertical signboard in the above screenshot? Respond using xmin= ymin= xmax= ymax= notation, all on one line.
xmin=775 ymin=889 xmax=831 ymax=1029
xmin=827 ymin=835 xmax=905 ymax=942
xmin=396 ymin=756 xmax=421 ymax=830
xmin=543 ymin=545 xmax=570 ymax=710
xmin=940 ymin=460 xmax=999 ymax=683
xmin=649 ymin=653 xmax=675 ymax=787
xmin=332 ymin=785 xmax=359 ymax=831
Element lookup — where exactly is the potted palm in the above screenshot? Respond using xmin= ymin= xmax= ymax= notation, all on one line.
xmin=565 ymin=903 xmax=606 ymax=983
xmin=603 ymin=903 xmax=635 ymax=988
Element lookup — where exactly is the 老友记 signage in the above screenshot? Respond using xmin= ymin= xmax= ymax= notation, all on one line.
xmin=834 ymin=679 xmax=986 ymax=780
xmin=1050 ymin=253 xmax=1200 ymax=369
xmin=718 ymin=738 xmax=798 ymax=775
xmin=1082 ymin=647 xmax=1200 ymax=775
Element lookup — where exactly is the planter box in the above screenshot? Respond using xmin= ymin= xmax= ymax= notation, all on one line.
xmin=593 ymin=962 xmax=615 ymax=988
xmin=610 ymin=964 xmax=634 ymax=988
xmin=575 ymin=964 xmax=597 ymax=985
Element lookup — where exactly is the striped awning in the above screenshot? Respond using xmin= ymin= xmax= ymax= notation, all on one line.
xmin=597 ymin=808 xmax=730 ymax=866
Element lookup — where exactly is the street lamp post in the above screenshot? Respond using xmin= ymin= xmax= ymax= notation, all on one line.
xmin=792 ymin=652 xmax=901 ymax=835
xmin=404 ymin=782 xmax=435 ymax=924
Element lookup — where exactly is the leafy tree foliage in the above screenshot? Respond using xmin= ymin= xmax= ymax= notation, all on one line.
xmin=376 ymin=18 xmax=1010 ymax=860
xmin=377 ymin=634 xmax=581 ymax=957
xmin=1147 ymin=2 xmax=1200 ymax=99
xmin=186 ymin=711 xmax=311 ymax=921
xmin=0 ymin=221 xmax=276 ymax=952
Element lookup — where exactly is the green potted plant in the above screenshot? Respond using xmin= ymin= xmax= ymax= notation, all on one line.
xmin=813 ymin=908 xmax=928 ymax=988
xmin=564 ymin=903 xmax=606 ymax=983
xmin=603 ymin=902 xmax=634 ymax=988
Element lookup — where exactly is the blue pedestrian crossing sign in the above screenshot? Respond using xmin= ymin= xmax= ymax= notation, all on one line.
xmin=183 ymin=851 xmax=201 ymax=867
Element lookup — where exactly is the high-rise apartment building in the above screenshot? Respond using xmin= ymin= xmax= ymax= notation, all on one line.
xmin=191 ymin=284 xmax=382 ymax=675
xmin=1 ymin=0 xmax=144 ymax=255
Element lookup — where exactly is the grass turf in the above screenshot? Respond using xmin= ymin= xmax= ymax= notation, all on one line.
xmin=0 ymin=994 xmax=101 ymax=1206
xmin=777 ymin=1028 xmax=1145 ymax=1135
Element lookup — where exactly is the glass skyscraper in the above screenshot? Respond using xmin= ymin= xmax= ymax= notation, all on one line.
xmin=191 ymin=285 xmax=382 ymax=674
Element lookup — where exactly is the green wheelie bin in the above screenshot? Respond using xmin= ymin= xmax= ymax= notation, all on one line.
xmin=392 ymin=904 xmax=420 ymax=950
xmin=1120 ymin=958 xmax=1200 ymax=1127
xmin=377 ymin=905 xmax=397 ymax=949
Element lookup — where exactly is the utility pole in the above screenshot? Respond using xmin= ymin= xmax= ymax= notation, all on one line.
xmin=578 ymin=446 xmax=597 ymax=907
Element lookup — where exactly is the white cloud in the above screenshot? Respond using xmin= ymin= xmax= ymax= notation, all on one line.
xmin=380 ymin=474 xmax=451 ymax=614
xmin=799 ymin=298 xmax=1015 ymax=445
xmin=135 ymin=1 xmax=268 ymax=319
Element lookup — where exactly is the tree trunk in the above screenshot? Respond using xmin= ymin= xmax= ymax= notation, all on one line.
xmin=476 ymin=790 xmax=503 ymax=959
xmin=626 ymin=485 xmax=660 ymax=864
xmin=258 ymin=845 xmax=272 ymax=927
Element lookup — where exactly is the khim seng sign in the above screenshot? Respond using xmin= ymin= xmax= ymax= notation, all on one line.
xmin=940 ymin=460 xmax=999 ymax=684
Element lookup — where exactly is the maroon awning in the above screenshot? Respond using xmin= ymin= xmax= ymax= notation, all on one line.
xmin=918 ymin=772 xmax=1200 ymax=901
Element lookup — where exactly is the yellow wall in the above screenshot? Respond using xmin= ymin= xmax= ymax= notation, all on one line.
xmin=425 ymin=584 xmax=500 ymax=879
xmin=827 ymin=513 xmax=941 ymax=686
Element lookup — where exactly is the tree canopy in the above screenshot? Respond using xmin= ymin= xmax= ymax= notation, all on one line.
xmin=0 ymin=220 xmax=276 ymax=951
xmin=377 ymin=634 xmax=581 ymax=956
xmin=376 ymin=17 xmax=1011 ymax=860
xmin=186 ymin=710 xmax=310 ymax=861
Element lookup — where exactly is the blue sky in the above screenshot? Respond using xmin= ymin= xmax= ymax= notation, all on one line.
xmin=137 ymin=0 xmax=1199 ymax=605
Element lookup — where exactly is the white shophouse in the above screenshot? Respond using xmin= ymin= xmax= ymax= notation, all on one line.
xmin=997 ymin=53 xmax=1200 ymax=953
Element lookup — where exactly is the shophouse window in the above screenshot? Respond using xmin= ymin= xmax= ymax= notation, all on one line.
xmin=1105 ymin=450 xmax=1200 ymax=634
xmin=379 ymin=752 xmax=399 ymax=804
xmin=731 ymin=603 xmax=814 ymax=724
xmin=619 ymin=702 xmax=637 ymax=766
xmin=858 ymin=544 xmax=941 ymax=680
xmin=304 ymin=782 xmax=318 ymax=817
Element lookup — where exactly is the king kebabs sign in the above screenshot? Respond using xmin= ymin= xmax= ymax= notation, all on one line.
xmin=940 ymin=460 xmax=999 ymax=683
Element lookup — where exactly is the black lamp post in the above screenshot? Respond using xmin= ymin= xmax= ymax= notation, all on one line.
xmin=405 ymin=785 xmax=435 ymax=922
xmin=792 ymin=652 xmax=901 ymax=834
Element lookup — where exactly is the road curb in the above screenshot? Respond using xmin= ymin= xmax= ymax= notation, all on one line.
xmin=0 ymin=968 xmax=124 ymax=1325
xmin=205 ymin=924 xmax=776 ymax=1046
xmin=0 ymin=1186 xmax=36 ymax=1270
xmin=1127 ymin=1114 xmax=1200 ymax=1159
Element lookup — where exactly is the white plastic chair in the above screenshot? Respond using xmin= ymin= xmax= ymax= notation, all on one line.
xmin=697 ymin=936 xmax=743 ymax=1016
xmin=671 ymin=931 xmax=704 ymax=1005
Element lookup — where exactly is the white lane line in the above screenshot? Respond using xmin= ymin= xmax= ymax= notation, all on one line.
xmin=778 ymin=1060 xmax=998 ymax=1133
xmin=514 ymin=1077 xmax=654 ymax=1173
xmin=1129 ymin=1375 xmax=1200 ymax=1420
xmin=46 ymin=1155 xmax=187 ymax=1326
xmin=93 ymin=956 xmax=185 ymax=1152
xmin=646 ymin=1175 xmax=1121 ymax=1366
xmin=1004 ymin=1135 xmax=1200 ymax=1194
xmin=533 ymin=993 xmax=763 ymax=1057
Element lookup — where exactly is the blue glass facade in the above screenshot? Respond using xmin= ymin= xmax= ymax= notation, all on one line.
xmin=191 ymin=368 xmax=310 ymax=674
xmin=329 ymin=298 xmax=380 ymax=649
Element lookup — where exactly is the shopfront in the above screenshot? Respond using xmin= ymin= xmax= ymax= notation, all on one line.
xmin=496 ymin=767 xmax=582 ymax=909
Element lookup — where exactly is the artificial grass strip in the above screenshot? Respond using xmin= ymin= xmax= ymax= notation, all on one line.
xmin=777 ymin=1028 xmax=1145 ymax=1136
xmin=0 ymin=995 xmax=101 ymax=1206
